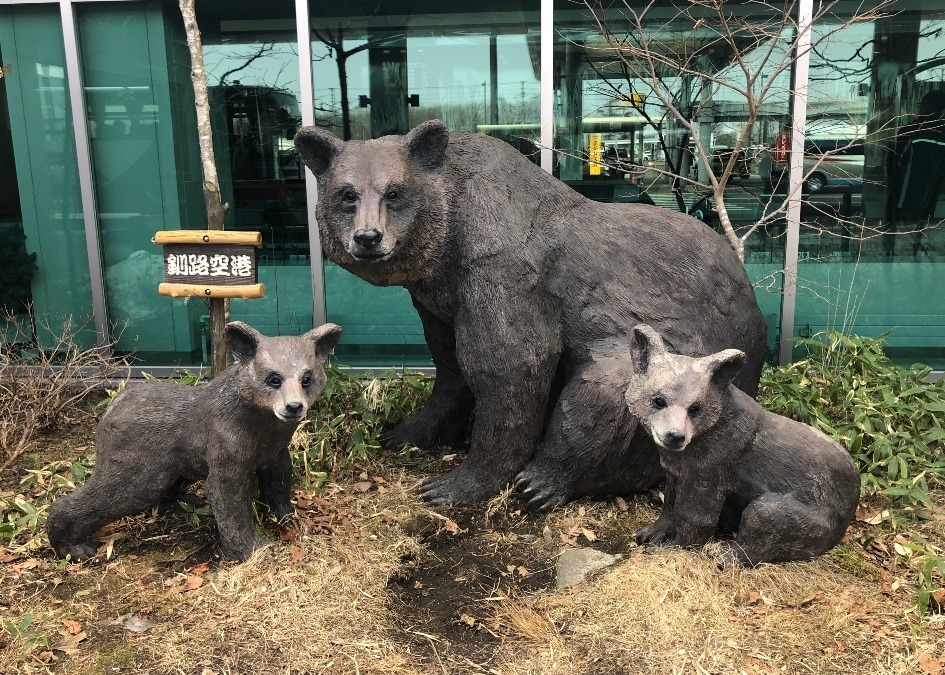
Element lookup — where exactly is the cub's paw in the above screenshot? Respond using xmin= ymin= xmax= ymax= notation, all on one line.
xmin=419 ymin=464 xmax=506 ymax=505
xmin=513 ymin=464 xmax=571 ymax=512
xmin=634 ymin=519 xmax=675 ymax=546
xmin=382 ymin=416 xmax=445 ymax=452
xmin=221 ymin=536 xmax=269 ymax=563
xmin=708 ymin=541 xmax=752 ymax=569
xmin=55 ymin=540 xmax=101 ymax=563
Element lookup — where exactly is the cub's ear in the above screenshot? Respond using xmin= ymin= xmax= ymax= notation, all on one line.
xmin=294 ymin=126 xmax=344 ymax=177
xmin=706 ymin=349 xmax=746 ymax=389
xmin=225 ymin=321 xmax=264 ymax=366
xmin=630 ymin=324 xmax=666 ymax=375
xmin=405 ymin=119 xmax=449 ymax=170
xmin=304 ymin=323 xmax=343 ymax=361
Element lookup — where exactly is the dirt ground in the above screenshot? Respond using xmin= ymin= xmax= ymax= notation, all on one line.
xmin=3 ymin=418 xmax=945 ymax=675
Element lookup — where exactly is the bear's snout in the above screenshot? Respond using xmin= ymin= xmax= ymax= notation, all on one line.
xmin=660 ymin=429 xmax=689 ymax=450
xmin=278 ymin=400 xmax=306 ymax=421
xmin=353 ymin=228 xmax=385 ymax=255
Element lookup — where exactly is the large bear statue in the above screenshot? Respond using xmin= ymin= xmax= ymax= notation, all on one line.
xmin=295 ymin=120 xmax=768 ymax=506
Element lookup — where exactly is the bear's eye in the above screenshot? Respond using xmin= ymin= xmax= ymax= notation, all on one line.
xmin=688 ymin=403 xmax=702 ymax=417
xmin=652 ymin=395 xmax=667 ymax=410
xmin=266 ymin=374 xmax=283 ymax=389
xmin=340 ymin=188 xmax=358 ymax=204
xmin=384 ymin=188 xmax=401 ymax=201
xmin=300 ymin=372 xmax=313 ymax=388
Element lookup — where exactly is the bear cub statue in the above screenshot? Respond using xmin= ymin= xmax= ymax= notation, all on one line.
xmin=47 ymin=321 xmax=342 ymax=562
xmin=626 ymin=324 xmax=860 ymax=566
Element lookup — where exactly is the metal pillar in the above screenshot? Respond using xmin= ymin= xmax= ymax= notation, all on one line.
xmin=778 ymin=0 xmax=813 ymax=365
xmin=296 ymin=0 xmax=327 ymax=326
xmin=59 ymin=0 xmax=110 ymax=349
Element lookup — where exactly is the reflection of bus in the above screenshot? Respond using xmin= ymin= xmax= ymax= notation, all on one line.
xmin=211 ymin=85 xmax=302 ymax=182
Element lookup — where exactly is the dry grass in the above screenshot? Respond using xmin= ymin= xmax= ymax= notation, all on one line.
xmin=3 ymin=448 xmax=945 ymax=674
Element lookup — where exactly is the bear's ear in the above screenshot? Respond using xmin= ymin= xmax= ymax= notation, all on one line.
xmin=304 ymin=323 xmax=343 ymax=361
xmin=405 ymin=119 xmax=449 ymax=170
xmin=225 ymin=321 xmax=264 ymax=366
xmin=294 ymin=126 xmax=344 ymax=177
xmin=706 ymin=349 xmax=745 ymax=389
xmin=630 ymin=324 xmax=666 ymax=375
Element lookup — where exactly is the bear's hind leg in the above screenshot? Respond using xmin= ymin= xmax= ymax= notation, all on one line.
xmin=516 ymin=358 xmax=662 ymax=511
xmin=721 ymin=493 xmax=840 ymax=566
xmin=382 ymin=302 xmax=474 ymax=451
xmin=47 ymin=469 xmax=177 ymax=561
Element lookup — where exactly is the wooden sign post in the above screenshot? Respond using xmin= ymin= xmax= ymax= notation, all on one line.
xmin=154 ymin=230 xmax=265 ymax=299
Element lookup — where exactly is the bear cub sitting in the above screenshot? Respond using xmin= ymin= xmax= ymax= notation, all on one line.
xmin=626 ymin=325 xmax=860 ymax=566
xmin=47 ymin=321 xmax=341 ymax=562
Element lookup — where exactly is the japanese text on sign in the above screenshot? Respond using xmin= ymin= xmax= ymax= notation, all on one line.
xmin=165 ymin=253 xmax=254 ymax=278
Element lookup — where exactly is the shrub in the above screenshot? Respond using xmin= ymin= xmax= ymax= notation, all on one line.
xmin=759 ymin=331 xmax=945 ymax=514
xmin=289 ymin=364 xmax=433 ymax=487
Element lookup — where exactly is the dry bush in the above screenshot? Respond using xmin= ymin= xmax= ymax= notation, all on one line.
xmin=0 ymin=309 xmax=128 ymax=472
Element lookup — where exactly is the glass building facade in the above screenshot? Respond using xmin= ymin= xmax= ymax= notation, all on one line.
xmin=0 ymin=0 xmax=942 ymax=371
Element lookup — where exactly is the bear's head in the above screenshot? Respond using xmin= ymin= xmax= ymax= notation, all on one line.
xmin=224 ymin=321 xmax=342 ymax=423
xmin=624 ymin=324 xmax=745 ymax=452
xmin=293 ymin=120 xmax=451 ymax=286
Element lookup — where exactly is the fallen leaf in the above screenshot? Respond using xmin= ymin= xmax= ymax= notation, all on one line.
xmin=53 ymin=631 xmax=86 ymax=655
xmin=174 ymin=574 xmax=204 ymax=593
xmin=615 ymin=496 xmax=629 ymax=512
xmin=352 ymin=481 xmax=373 ymax=493
xmin=931 ymin=590 xmax=945 ymax=611
xmin=918 ymin=649 xmax=942 ymax=673
xmin=189 ymin=562 xmax=210 ymax=576
xmin=0 ymin=553 xmax=17 ymax=564
xmin=61 ymin=619 xmax=82 ymax=635
xmin=288 ymin=545 xmax=305 ymax=563
xmin=9 ymin=558 xmax=41 ymax=573
xmin=372 ymin=476 xmax=386 ymax=484
xmin=581 ymin=528 xmax=598 ymax=542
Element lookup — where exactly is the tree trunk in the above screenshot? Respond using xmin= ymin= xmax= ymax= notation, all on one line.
xmin=179 ymin=0 xmax=229 ymax=377
xmin=338 ymin=50 xmax=352 ymax=140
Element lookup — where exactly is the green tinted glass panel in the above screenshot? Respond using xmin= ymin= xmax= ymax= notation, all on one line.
xmin=310 ymin=0 xmax=540 ymax=367
xmin=0 ymin=6 xmax=95 ymax=349
xmin=77 ymin=2 xmax=206 ymax=366
xmin=198 ymin=4 xmax=314 ymax=340
xmin=796 ymin=7 xmax=945 ymax=367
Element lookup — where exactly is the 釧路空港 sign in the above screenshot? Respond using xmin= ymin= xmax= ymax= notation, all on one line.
xmin=154 ymin=230 xmax=265 ymax=299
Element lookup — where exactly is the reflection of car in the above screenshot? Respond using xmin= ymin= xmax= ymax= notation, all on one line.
xmin=709 ymin=146 xmax=752 ymax=179
xmin=771 ymin=136 xmax=864 ymax=192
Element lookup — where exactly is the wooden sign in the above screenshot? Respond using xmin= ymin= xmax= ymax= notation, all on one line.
xmin=154 ymin=230 xmax=265 ymax=299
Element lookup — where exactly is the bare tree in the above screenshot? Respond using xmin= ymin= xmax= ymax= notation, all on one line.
xmin=179 ymin=0 xmax=229 ymax=376
xmin=577 ymin=0 xmax=901 ymax=261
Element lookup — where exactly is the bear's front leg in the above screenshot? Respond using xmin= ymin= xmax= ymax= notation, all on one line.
xmin=635 ymin=475 xmax=678 ymax=545
xmin=205 ymin=462 xmax=266 ymax=561
xmin=257 ymin=449 xmax=294 ymax=522
xmin=670 ymin=484 xmax=726 ymax=549
xmin=419 ymin=291 xmax=560 ymax=504
xmin=383 ymin=301 xmax=474 ymax=451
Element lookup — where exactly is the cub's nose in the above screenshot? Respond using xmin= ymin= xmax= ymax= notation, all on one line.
xmin=663 ymin=430 xmax=687 ymax=449
xmin=284 ymin=401 xmax=305 ymax=417
xmin=353 ymin=228 xmax=383 ymax=248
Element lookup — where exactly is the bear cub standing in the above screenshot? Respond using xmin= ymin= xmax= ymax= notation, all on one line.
xmin=626 ymin=325 xmax=859 ymax=566
xmin=47 ymin=321 xmax=342 ymax=562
